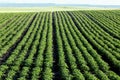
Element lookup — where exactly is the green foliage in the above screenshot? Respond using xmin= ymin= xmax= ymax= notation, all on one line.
xmin=0 ymin=11 xmax=120 ymax=80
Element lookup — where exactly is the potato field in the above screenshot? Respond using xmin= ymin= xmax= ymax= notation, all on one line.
xmin=0 ymin=10 xmax=120 ymax=80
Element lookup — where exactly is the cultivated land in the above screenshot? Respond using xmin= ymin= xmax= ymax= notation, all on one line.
xmin=0 ymin=7 xmax=118 ymax=12
xmin=0 ymin=10 xmax=120 ymax=80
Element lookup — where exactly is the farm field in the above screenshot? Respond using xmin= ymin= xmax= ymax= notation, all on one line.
xmin=0 ymin=10 xmax=120 ymax=80
xmin=0 ymin=7 xmax=117 ymax=13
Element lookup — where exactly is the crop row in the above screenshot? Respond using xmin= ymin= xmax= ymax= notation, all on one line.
xmin=0 ymin=11 xmax=120 ymax=80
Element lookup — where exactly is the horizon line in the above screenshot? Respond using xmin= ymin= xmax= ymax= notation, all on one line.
xmin=0 ymin=3 xmax=120 ymax=6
